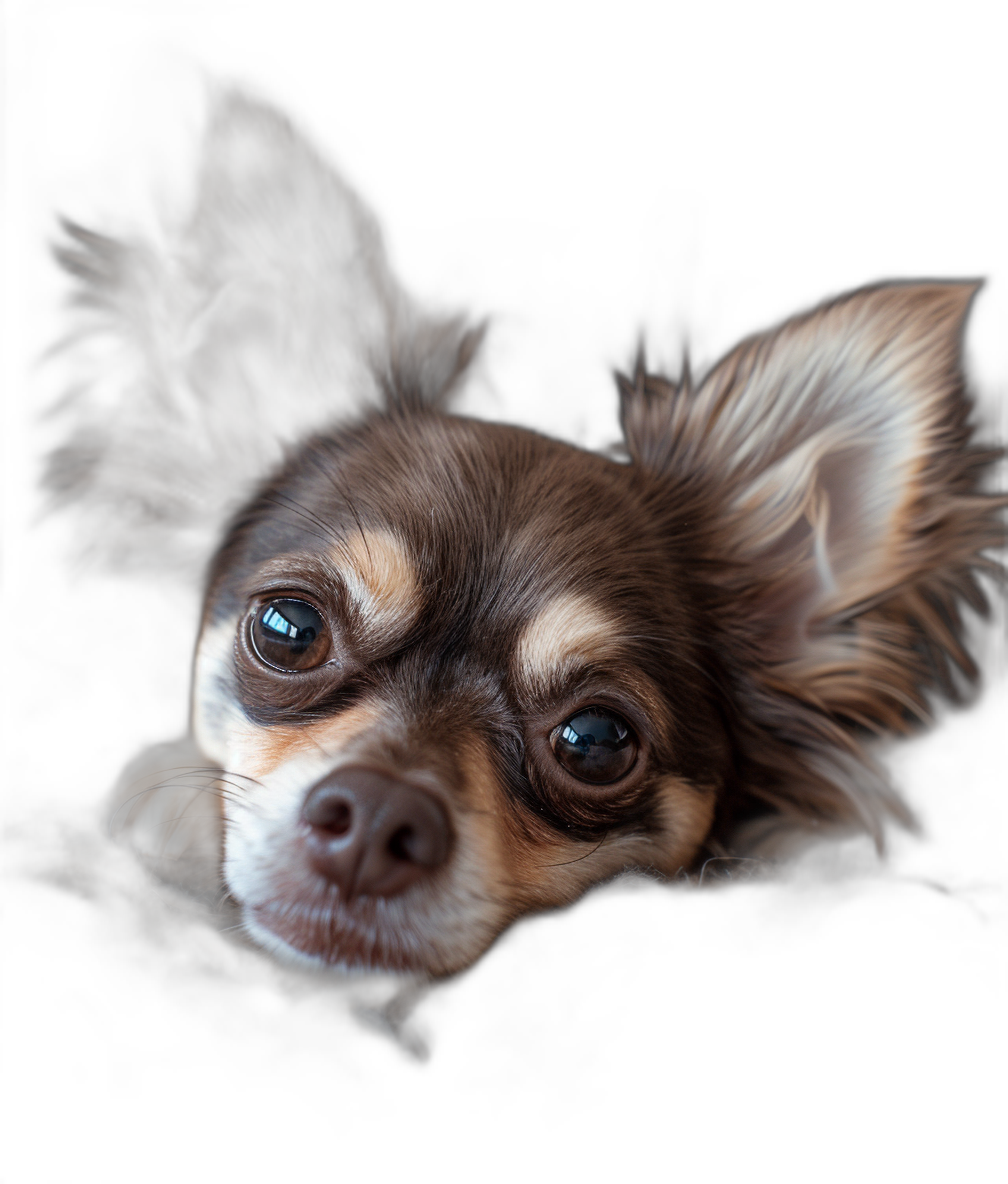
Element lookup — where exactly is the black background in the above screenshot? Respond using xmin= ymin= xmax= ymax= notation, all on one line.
xmin=1 ymin=0 xmax=1008 ymax=1160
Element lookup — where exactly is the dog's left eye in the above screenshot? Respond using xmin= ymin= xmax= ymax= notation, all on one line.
xmin=550 ymin=709 xmax=638 ymax=784
xmin=250 ymin=599 xmax=331 ymax=671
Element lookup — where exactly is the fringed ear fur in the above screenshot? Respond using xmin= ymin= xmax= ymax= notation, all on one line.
xmin=45 ymin=88 xmax=483 ymax=575
xmin=620 ymin=282 xmax=1006 ymax=845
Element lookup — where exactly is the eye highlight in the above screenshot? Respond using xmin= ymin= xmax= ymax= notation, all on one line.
xmin=550 ymin=709 xmax=638 ymax=784
xmin=249 ymin=599 xmax=331 ymax=671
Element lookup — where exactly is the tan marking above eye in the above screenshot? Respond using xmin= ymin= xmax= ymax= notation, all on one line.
xmin=515 ymin=592 xmax=623 ymax=691
xmin=333 ymin=529 xmax=420 ymax=637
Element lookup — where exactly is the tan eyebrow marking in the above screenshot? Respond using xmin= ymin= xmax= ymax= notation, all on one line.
xmin=334 ymin=530 xmax=420 ymax=635
xmin=515 ymin=592 xmax=622 ymax=690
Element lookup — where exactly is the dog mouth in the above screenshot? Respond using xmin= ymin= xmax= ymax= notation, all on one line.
xmin=231 ymin=764 xmax=472 ymax=971
xmin=235 ymin=836 xmax=498 ymax=975
xmin=219 ymin=754 xmax=518 ymax=974
xmin=245 ymin=889 xmax=431 ymax=972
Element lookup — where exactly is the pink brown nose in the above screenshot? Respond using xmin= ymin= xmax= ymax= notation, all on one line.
xmin=301 ymin=766 xmax=452 ymax=899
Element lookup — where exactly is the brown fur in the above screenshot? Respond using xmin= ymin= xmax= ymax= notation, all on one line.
xmin=55 ymin=94 xmax=1003 ymax=974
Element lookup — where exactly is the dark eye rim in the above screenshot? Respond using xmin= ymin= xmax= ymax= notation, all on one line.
xmin=242 ymin=595 xmax=335 ymax=674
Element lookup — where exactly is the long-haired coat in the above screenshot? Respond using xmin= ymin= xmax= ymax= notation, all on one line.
xmin=46 ymin=90 xmax=1006 ymax=975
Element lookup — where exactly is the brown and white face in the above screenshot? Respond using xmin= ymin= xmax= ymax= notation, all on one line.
xmin=47 ymin=83 xmax=999 ymax=976
xmin=192 ymin=413 xmax=726 ymax=975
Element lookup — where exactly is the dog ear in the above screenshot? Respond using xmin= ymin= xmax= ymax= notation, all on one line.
xmin=620 ymin=283 xmax=1005 ymax=834
xmin=45 ymin=88 xmax=483 ymax=574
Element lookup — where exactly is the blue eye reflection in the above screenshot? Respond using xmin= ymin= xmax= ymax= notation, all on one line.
xmin=250 ymin=599 xmax=329 ymax=671
xmin=262 ymin=605 xmax=315 ymax=644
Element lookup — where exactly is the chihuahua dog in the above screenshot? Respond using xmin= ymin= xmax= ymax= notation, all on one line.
xmin=47 ymin=90 xmax=1005 ymax=976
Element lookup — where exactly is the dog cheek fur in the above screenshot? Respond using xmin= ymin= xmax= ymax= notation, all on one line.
xmin=519 ymin=776 xmax=717 ymax=907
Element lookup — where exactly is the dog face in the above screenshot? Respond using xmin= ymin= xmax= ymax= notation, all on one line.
xmin=48 ymin=91 xmax=1005 ymax=976
xmin=192 ymin=414 xmax=725 ymax=973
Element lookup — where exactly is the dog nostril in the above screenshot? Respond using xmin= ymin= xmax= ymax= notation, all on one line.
xmin=387 ymin=820 xmax=446 ymax=868
xmin=318 ymin=801 xmax=352 ymax=837
xmin=302 ymin=788 xmax=353 ymax=837
xmin=388 ymin=825 xmax=417 ymax=862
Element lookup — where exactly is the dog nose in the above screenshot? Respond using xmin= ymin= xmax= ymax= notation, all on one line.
xmin=301 ymin=766 xmax=451 ymax=899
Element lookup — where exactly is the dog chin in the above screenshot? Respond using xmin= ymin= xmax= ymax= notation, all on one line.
xmin=238 ymin=897 xmax=423 ymax=973
xmin=232 ymin=862 xmax=490 ymax=975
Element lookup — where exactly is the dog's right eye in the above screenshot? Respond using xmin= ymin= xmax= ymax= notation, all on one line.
xmin=250 ymin=599 xmax=331 ymax=671
xmin=550 ymin=708 xmax=638 ymax=784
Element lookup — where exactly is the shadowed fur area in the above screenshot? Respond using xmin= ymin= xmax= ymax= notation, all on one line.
xmin=47 ymin=88 xmax=1006 ymax=974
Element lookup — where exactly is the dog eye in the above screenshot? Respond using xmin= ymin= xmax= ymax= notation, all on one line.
xmin=250 ymin=599 xmax=331 ymax=671
xmin=550 ymin=709 xmax=637 ymax=784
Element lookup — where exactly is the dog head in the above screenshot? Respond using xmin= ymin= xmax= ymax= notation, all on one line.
xmin=50 ymin=91 xmax=1006 ymax=975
